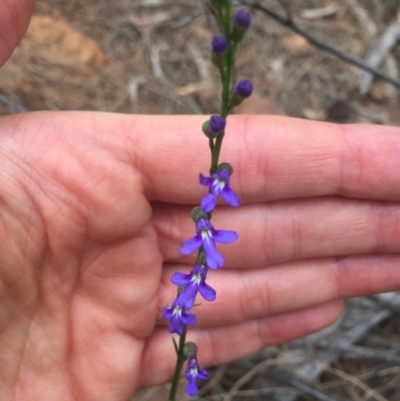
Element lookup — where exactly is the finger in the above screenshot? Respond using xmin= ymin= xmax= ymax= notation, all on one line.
xmin=6 ymin=112 xmax=400 ymax=204
xmin=0 ymin=0 xmax=35 ymax=66
xmin=139 ymin=300 xmax=343 ymax=388
xmin=153 ymin=197 xmax=400 ymax=268
xmin=132 ymin=114 xmax=400 ymax=203
xmin=158 ymin=254 xmax=400 ymax=327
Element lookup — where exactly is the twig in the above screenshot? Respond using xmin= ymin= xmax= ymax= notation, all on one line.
xmin=171 ymin=7 xmax=202 ymax=28
xmin=316 ymin=363 xmax=390 ymax=401
xmin=223 ymin=355 xmax=286 ymax=401
xmin=0 ymin=94 xmax=27 ymax=114
xmin=276 ymin=0 xmax=292 ymax=20
xmin=338 ymin=344 xmax=400 ymax=364
xmin=261 ymin=299 xmax=392 ymax=401
xmin=346 ymin=0 xmax=377 ymax=37
xmin=234 ymin=0 xmax=400 ymax=90
xmin=358 ymin=13 xmax=400 ymax=94
xmin=368 ymin=292 xmax=400 ymax=315
xmin=268 ymin=369 xmax=349 ymax=401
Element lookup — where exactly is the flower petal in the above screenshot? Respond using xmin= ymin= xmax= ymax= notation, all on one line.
xmin=178 ymin=282 xmax=198 ymax=309
xmin=213 ymin=229 xmax=239 ymax=244
xmin=199 ymin=281 xmax=216 ymax=302
xmin=169 ymin=316 xmax=183 ymax=335
xmin=203 ymin=238 xmax=224 ymax=269
xmin=182 ymin=312 xmax=196 ymax=326
xmin=198 ymin=369 xmax=208 ymax=381
xmin=162 ymin=306 xmax=173 ymax=319
xmin=180 ymin=235 xmax=202 ymax=254
xmin=186 ymin=379 xmax=198 ymax=396
xmin=222 ymin=186 xmax=240 ymax=207
xmin=201 ymin=193 xmax=217 ymax=212
xmin=171 ymin=271 xmax=191 ymax=286
xmin=199 ymin=173 xmax=213 ymax=187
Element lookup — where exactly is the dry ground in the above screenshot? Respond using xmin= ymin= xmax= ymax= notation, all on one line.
xmin=1 ymin=0 xmax=400 ymax=123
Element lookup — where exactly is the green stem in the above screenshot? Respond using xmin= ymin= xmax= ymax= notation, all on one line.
xmin=168 ymin=326 xmax=188 ymax=401
xmin=223 ymin=1 xmax=231 ymax=38
xmin=211 ymin=42 xmax=236 ymax=174
xmin=210 ymin=1 xmax=236 ymax=174
xmin=216 ymin=8 xmax=225 ymax=28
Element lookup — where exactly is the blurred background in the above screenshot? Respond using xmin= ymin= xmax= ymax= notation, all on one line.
xmin=1 ymin=0 xmax=400 ymax=400
xmin=1 ymin=0 xmax=400 ymax=124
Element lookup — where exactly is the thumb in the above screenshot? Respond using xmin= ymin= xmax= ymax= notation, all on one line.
xmin=0 ymin=0 xmax=35 ymax=66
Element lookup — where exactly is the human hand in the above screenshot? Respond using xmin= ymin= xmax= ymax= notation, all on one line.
xmin=2 ymin=111 xmax=400 ymax=401
xmin=2 ymin=2 xmax=400 ymax=401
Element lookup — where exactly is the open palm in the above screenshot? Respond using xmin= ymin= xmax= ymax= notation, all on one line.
xmin=2 ymin=112 xmax=400 ymax=401
xmin=0 ymin=111 xmax=341 ymax=401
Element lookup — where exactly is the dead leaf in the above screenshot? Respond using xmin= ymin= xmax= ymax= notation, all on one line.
xmin=19 ymin=14 xmax=108 ymax=69
xmin=301 ymin=4 xmax=338 ymax=20
xmin=280 ymin=34 xmax=312 ymax=56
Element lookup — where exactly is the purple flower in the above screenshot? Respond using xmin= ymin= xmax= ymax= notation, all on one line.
xmin=172 ymin=263 xmax=216 ymax=309
xmin=185 ymin=349 xmax=208 ymax=396
xmin=162 ymin=298 xmax=196 ymax=335
xmin=235 ymin=79 xmax=253 ymax=99
xmin=180 ymin=213 xmax=238 ymax=269
xmin=212 ymin=35 xmax=229 ymax=54
xmin=234 ymin=9 xmax=251 ymax=29
xmin=200 ymin=162 xmax=239 ymax=212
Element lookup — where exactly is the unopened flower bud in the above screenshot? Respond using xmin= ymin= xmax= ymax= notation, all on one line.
xmin=232 ymin=9 xmax=251 ymax=42
xmin=212 ymin=35 xmax=229 ymax=55
xmin=236 ymin=80 xmax=253 ymax=98
xmin=191 ymin=206 xmax=207 ymax=223
xmin=202 ymin=115 xmax=226 ymax=138
xmin=230 ymin=80 xmax=254 ymax=107
xmin=234 ymin=9 xmax=251 ymax=29
xmin=183 ymin=342 xmax=198 ymax=358
xmin=211 ymin=35 xmax=229 ymax=68
xmin=217 ymin=162 xmax=233 ymax=175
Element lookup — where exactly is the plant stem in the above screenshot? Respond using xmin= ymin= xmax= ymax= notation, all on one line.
xmin=168 ymin=3 xmax=236 ymax=399
xmin=168 ymin=326 xmax=188 ymax=401
xmin=210 ymin=1 xmax=236 ymax=174
xmin=211 ymin=46 xmax=236 ymax=173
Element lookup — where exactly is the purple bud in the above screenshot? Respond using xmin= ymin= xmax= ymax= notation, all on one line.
xmin=234 ymin=9 xmax=251 ymax=29
xmin=235 ymin=80 xmax=253 ymax=98
xmin=209 ymin=115 xmax=226 ymax=135
xmin=212 ymin=35 xmax=229 ymax=54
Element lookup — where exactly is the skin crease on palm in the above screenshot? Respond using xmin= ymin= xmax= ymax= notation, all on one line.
xmin=2 ymin=2 xmax=400 ymax=401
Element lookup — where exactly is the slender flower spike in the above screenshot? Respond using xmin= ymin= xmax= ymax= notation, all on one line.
xmin=162 ymin=298 xmax=196 ymax=335
xmin=212 ymin=35 xmax=229 ymax=54
xmin=166 ymin=3 xmax=250 ymax=400
xmin=184 ymin=344 xmax=208 ymax=396
xmin=180 ymin=207 xmax=238 ymax=269
xmin=200 ymin=162 xmax=239 ymax=212
xmin=172 ymin=262 xmax=216 ymax=309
